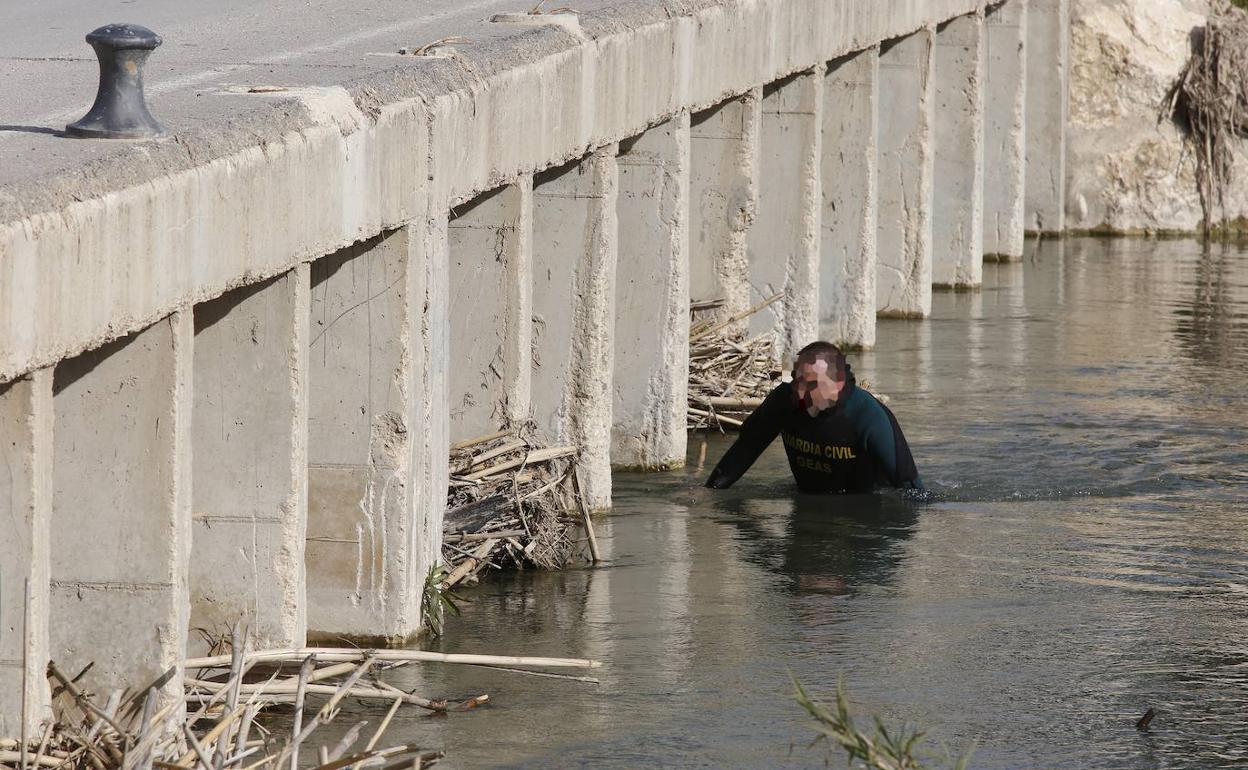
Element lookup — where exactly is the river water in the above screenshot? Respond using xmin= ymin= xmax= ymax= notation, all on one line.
xmin=375 ymin=237 xmax=1248 ymax=768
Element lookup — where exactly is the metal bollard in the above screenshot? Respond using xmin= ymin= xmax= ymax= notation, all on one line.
xmin=66 ymin=24 xmax=167 ymax=139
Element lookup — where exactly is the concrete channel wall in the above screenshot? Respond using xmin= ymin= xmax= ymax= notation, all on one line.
xmin=0 ymin=0 xmax=1067 ymax=732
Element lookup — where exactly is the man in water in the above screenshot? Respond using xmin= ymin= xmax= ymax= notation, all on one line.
xmin=705 ymin=341 xmax=923 ymax=493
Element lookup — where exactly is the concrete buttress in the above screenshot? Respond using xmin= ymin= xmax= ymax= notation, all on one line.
xmin=190 ymin=267 xmax=310 ymax=650
xmin=305 ymin=220 xmax=448 ymax=644
xmin=877 ymin=28 xmax=936 ymax=319
xmin=820 ymin=47 xmax=880 ymax=351
xmin=932 ymin=11 xmax=986 ymax=290
xmin=0 ymin=369 xmax=53 ymax=736
xmin=1024 ymin=0 xmax=1068 ymax=234
xmin=50 ymin=313 xmax=193 ymax=705
xmin=532 ymin=148 xmax=619 ymax=511
xmin=688 ymin=91 xmax=763 ymax=335
xmin=448 ymin=180 xmax=534 ymax=442
xmin=983 ymin=0 xmax=1029 ymax=261
xmin=613 ymin=114 xmax=691 ymax=471
xmin=750 ymin=70 xmax=823 ymax=363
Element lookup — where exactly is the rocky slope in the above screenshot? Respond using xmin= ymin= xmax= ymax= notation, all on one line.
xmin=1067 ymin=0 xmax=1248 ymax=232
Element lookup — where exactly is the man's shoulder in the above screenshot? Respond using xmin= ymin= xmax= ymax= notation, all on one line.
xmin=843 ymin=385 xmax=890 ymax=427
xmin=768 ymin=380 xmax=793 ymax=397
xmin=759 ymin=380 xmax=793 ymax=407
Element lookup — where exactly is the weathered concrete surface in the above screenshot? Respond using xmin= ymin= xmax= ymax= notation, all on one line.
xmin=190 ymin=268 xmax=309 ymax=651
xmin=1066 ymin=0 xmax=1248 ymax=233
xmin=1 ymin=0 xmax=989 ymax=387
xmin=0 ymin=85 xmax=428 ymax=386
xmin=50 ymin=314 xmax=192 ymax=704
xmin=447 ymin=181 xmax=533 ymax=442
xmin=983 ymin=0 xmax=1028 ymax=259
xmin=820 ymin=48 xmax=879 ymax=350
xmin=613 ymin=115 xmax=690 ymax=471
xmin=932 ymin=11 xmax=985 ymax=289
xmin=305 ymin=223 xmax=446 ymax=643
xmin=532 ymin=149 xmax=619 ymax=510
xmin=0 ymin=0 xmax=1009 ymax=714
xmin=1024 ymin=0 xmax=1069 ymax=234
xmin=688 ymin=91 xmax=761 ymax=332
xmin=877 ymin=28 xmax=936 ymax=318
xmin=0 ymin=370 xmax=52 ymax=736
xmin=750 ymin=70 xmax=823 ymax=362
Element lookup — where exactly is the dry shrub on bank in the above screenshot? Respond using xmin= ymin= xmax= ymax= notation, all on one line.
xmin=1166 ymin=2 xmax=1248 ymax=232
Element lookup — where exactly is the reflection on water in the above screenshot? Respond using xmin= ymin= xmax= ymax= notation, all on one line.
xmin=356 ymin=238 xmax=1248 ymax=768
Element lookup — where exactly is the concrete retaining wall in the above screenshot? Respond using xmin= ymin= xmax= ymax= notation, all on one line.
xmin=932 ymin=12 xmax=985 ymax=290
xmin=983 ymin=0 xmax=1028 ymax=260
xmin=820 ymin=49 xmax=880 ymax=350
xmin=190 ymin=270 xmax=309 ymax=651
xmin=876 ymin=28 xmax=936 ymax=318
xmin=50 ymin=314 xmax=192 ymax=706
xmin=0 ymin=0 xmax=1057 ymax=726
xmin=613 ymin=116 xmax=691 ymax=471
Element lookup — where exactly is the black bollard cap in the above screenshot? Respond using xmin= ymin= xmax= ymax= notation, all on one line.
xmin=66 ymin=23 xmax=167 ymax=140
xmin=85 ymin=23 xmax=162 ymax=50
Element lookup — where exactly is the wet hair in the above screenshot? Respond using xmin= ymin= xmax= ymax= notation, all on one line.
xmin=794 ymin=340 xmax=847 ymax=381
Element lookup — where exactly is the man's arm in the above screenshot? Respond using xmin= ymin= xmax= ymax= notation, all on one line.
xmin=860 ymin=399 xmax=923 ymax=490
xmin=704 ymin=384 xmax=789 ymax=488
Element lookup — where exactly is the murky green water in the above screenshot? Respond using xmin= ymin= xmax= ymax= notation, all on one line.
xmin=364 ymin=238 xmax=1248 ymax=768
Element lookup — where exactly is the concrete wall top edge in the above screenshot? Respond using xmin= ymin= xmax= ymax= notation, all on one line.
xmin=2 ymin=0 xmax=985 ymax=224
xmin=0 ymin=0 xmax=988 ymax=384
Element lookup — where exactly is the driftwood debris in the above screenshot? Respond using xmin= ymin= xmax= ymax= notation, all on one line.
xmin=0 ymin=624 xmax=603 ymax=770
xmin=442 ymin=428 xmax=598 ymax=590
xmin=687 ymin=294 xmax=784 ymax=431
xmin=2 ymin=657 xmax=441 ymax=770
xmin=1165 ymin=3 xmax=1248 ymax=233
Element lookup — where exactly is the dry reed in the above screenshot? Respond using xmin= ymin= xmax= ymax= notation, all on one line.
xmin=441 ymin=427 xmax=599 ymax=591
xmin=0 ymin=624 xmax=602 ymax=770
xmin=687 ymin=294 xmax=784 ymax=431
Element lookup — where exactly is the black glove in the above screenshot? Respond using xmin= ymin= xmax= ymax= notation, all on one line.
xmin=704 ymin=468 xmax=732 ymax=489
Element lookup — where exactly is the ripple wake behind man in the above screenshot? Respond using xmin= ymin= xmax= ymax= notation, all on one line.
xmin=704 ymin=341 xmax=923 ymax=493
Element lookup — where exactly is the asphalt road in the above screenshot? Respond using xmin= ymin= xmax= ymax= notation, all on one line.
xmin=0 ymin=0 xmax=618 ymax=186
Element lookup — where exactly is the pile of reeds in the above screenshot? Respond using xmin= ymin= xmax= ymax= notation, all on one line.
xmin=687 ymin=293 xmax=784 ymax=431
xmin=1165 ymin=2 xmax=1248 ymax=233
xmin=0 ymin=626 xmax=602 ymax=770
xmin=441 ymin=428 xmax=600 ymax=591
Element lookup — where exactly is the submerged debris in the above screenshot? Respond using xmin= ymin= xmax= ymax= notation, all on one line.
xmin=1165 ymin=3 xmax=1248 ymax=233
xmin=441 ymin=428 xmax=599 ymax=591
xmin=687 ymin=293 xmax=784 ymax=431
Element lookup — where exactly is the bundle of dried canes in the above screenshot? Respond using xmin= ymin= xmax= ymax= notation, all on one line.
xmin=0 ymin=623 xmax=601 ymax=770
xmin=687 ymin=293 xmax=784 ymax=431
xmin=440 ymin=427 xmax=600 ymax=592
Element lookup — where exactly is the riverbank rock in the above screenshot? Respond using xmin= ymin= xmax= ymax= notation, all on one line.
xmin=1068 ymin=0 xmax=1248 ymax=233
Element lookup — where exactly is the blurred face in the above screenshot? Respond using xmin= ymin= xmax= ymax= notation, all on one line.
xmin=792 ymin=357 xmax=845 ymax=416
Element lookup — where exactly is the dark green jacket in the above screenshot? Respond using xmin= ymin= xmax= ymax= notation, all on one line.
xmin=705 ymin=376 xmax=922 ymax=493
